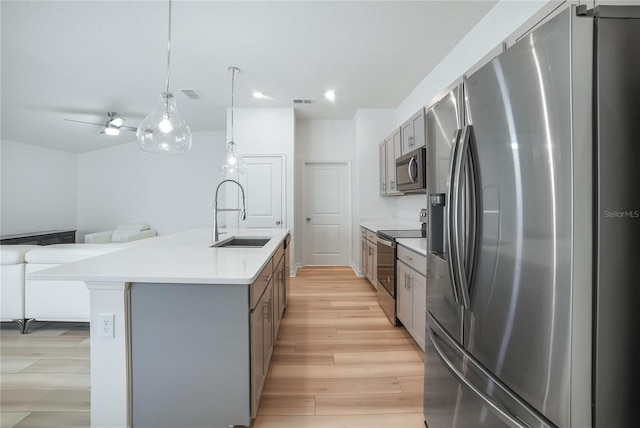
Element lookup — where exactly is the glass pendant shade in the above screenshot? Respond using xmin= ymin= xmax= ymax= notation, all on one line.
xmin=220 ymin=141 xmax=246 ymax=176
xmin=137 ymin=92 xmax=192 ymax=155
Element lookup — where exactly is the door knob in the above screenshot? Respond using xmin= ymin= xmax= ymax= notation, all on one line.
xmin=306 ymin=217 xmax=311 ymax=222
xmin=276 ymin=221 xmax=281 ymax=225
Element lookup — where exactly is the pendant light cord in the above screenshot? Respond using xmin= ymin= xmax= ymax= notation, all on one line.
xmin=229 ymin=67 xmax=238 ymax=142
xmin=165 ymin=0 xmax=172 ymax=96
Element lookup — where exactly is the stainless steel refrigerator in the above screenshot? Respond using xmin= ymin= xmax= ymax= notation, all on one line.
xmin=424 ymin=5 xmax=640 ymax=428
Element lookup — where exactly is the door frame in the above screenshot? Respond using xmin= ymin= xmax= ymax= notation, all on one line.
xmin=301 ymin=160 xmax=352 ymax=267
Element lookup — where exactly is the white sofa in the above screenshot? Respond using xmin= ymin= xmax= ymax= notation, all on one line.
xmin=0 ymin=245 xmax=39 ymax=332
xmin=24 ymin=244 xmax=125 ymax=327
xmin=84 ymin=223 xmax=156 ymax=244
xmin=0 ymin=229 xmax=156 ymax=333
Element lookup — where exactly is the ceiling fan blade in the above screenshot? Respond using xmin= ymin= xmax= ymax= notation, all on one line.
xmin=64 ymin=118 xmax=104 ymax=127
xmin=119 ymin=125 xmax=138 ymax=131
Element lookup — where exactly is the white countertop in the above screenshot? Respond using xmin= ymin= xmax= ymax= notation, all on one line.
xmin=360 ymin=220 xmax=419 ymax=232
xmin=396 ymin=238 xmax=427 ymax=256
xmin=30 ymin=228 xmax=290 ymax=285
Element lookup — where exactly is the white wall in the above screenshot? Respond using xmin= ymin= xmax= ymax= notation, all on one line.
xmin=353 ymin=109 xmax=397 ymax=221
xmin=295 ymin=119 xmax=354 ymax=268
xmin=76 ymin=131 xmax=226 ymax=239
xmin=230 ymin=108 xmax=296 ymax=261
xmin=352 ymin=109 xmax=398 ymax=268
xmin=396 ymin=0 xmax=556 ymax=122
xmin=1 ymin=139 xmax=78 ymax=235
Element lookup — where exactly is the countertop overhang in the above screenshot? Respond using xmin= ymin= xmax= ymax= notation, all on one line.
xmin=29 ymin=228 xmax=290 ymax=285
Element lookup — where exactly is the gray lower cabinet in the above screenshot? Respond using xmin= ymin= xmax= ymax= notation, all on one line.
xmin=396 ymin=245 xmax=426 ymax=351
xmin=130 ymin=233 xmax=289 ymax=428
xmin=272 ymin=249 xmax=286 ymax=335
xmin=130 ymin=282 xmax=253 ymax=428
xmin=360 ymin=227 xmax=377 ymax=288
xmin=250 ymin=276 xmax=273 ymax=418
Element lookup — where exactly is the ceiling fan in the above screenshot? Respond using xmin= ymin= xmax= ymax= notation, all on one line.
xmin=64 ymin=111 xmax=138 ymax=136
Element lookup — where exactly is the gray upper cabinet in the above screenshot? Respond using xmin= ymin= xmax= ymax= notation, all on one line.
xmin=380 ymin=128 xmax=403 ymax=196
xmin=401 ymin=108 xmax=426 ymax=155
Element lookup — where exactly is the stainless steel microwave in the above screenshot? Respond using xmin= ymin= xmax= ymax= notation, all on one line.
xmin=396 ymin=147 xmax=426 ymax=193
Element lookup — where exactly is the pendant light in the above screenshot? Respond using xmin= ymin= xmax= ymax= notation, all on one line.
xmin=221 ymin=66 xmax=246 ymax=176
xmin=137 ymin=0 xmax=192 ymax=155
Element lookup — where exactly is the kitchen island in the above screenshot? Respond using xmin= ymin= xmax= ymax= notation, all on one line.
xmin=31 ymin=227 xmax=291 ymax=428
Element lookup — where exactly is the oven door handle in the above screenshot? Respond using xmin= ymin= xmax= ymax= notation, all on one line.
xmin=376 ymin=237 xmax=396 ymax=248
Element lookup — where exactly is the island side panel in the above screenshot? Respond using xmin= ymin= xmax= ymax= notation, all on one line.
xmin=86 ymin=281 xmax=130 ymax=428
xmin=129 ymin=282 xmax=250 ymax=428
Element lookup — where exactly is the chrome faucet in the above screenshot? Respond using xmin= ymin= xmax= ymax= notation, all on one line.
xmin=213 ymin=179 xmax=246 ymax=242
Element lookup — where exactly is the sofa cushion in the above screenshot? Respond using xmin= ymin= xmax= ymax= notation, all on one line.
xmin=0 ymin=245 xmax=40 ymax=265
xmin=24 ymin=244 xmax=123 ymax=264
xmin=116 ymin=223 xmax=150 ymax=231
xmin=111 ymin=229 xmax=136 ymax=242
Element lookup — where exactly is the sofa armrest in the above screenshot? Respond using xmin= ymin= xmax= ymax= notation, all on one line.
xmin=84 ymin=231 xmax=113 ymax=244
xmin=118 ymin=229 xmax=157 ymax=243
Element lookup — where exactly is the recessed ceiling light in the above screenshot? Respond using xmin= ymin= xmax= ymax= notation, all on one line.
xmin=253 ymin=92 xmax=265 ymax=99
xmin=324 ymin=90 xmax=336 ymax=102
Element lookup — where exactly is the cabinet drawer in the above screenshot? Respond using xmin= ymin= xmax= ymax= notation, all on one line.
xmin=250 ymin=258 xmax=273 ymax=310
xmin=365 ymin=229 xmax=377 ymax=243
xmin=361 ymin=227 xmax=367 ymax=238
xmin=397 ymin=245 xmax=426 ymax=276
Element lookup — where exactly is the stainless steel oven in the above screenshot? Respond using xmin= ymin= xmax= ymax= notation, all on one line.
xmin=376 ymin=227 xmax=425 ymax=325
xmin=376 ymin=235 xmax=396 ymax=324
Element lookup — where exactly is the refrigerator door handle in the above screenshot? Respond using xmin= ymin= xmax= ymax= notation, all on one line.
xmin=427 ymin=325 xmax=531 ymax=428
xmin=452 ymin=125 xmax=473 ymax=309
xmin=464 ymin=124 xmax=480 ymax=302
xmin=446 ymin=128 xmax=463 ymax=305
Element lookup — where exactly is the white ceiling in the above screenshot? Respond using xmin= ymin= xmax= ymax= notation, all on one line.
xmin=1 ymin=0 xmax=498 ymax=154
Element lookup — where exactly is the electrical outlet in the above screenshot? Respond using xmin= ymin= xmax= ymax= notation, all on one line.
xmin=99 ymin=313 xmax=114 ymax=338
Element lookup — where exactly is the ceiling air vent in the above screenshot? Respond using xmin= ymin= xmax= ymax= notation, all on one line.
xmin=180 ymin=89 xmax=201 ymax=100
xmin=292 ymin=98 xmax=314 ymax=104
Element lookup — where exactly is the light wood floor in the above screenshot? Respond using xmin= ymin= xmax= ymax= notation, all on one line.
xmin=0 ymin=266 xmax=426 ymax=428
xmin=0 ymin=322 xmax=90 ymax=428
xmin=254 ymin=266 xmax=426 ymax=427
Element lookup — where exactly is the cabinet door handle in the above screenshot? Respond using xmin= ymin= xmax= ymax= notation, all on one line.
xmin=407 ymin=275 xmax=412 ymax=290
xmin=405 ymin=255 xmax=413 ymax=261
xmin=390 ymin=180 xmax=395 ymax=189
xmin=263 ymin=301 xmax=270 ymax=319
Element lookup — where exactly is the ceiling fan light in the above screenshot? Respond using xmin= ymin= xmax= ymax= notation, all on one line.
xmin=104 ymin=125 xmax=120 ymax=136
xmin=109 ymin=117 xmax=125 ymax=128
xmin=137 ymin=92 xmax=192 ymax=155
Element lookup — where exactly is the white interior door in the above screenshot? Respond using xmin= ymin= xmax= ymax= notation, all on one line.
xmin=303 ymin=162 xmax=351 ymax=266
xmin=238 ymin=156 xmax=284 ymax=229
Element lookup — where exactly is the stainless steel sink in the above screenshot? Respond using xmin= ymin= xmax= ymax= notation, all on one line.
xmin=210 ymin=236 xmax=271 ymax=248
